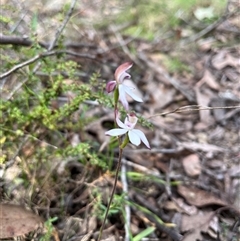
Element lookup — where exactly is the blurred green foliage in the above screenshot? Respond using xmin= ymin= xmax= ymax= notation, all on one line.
xmin=0 ymin=42 xmax=108 ymax=172
xmin=95 ymin=0 xmax=226 ymax=41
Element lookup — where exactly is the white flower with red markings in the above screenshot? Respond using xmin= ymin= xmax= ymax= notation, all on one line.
xmin=105 ymin=112 xmax=150 ymax=149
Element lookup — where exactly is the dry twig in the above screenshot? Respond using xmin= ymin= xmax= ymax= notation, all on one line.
xmin=121 ymin=161 xmax=131 ymax=241
xmin=0 ymin=0 xmax=78 ymax=80
xmin=0 ymin=35 xmax=98 ymax=49
xmin=148 ymin=105 xmax=240 ymax=119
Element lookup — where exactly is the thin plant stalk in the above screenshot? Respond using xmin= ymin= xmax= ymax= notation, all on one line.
xmin=97 ymin=101 xmax=123 ymax=241
xmin=98 ymin=62 xmax=149 ymax=240
xmin=97 ymin=145 xmax=123 ymax=241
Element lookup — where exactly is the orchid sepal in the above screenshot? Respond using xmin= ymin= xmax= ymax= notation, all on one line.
xmin=105 ymin=128 xmax=128 ymax=136
xmin=105 ymin=112 xmax=150 ymax=149
xmin=130 ymin=129 xmax=150 ymax=149
xmin=114 ymin=62 xmax=133 ymax=84
xmin=106 ymin=81 xmax=117 ymax=93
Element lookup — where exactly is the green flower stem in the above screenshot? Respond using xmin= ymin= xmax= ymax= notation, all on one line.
xmin=114 ymin=87 xmax=119 ymax=106
xmin=120 ymin=135 xmax=130 ymax=149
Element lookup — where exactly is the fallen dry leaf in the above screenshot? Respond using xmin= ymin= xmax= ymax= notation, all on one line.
xmin=199 ymin=69 xmax=220 ymax=90
xmin=208 ymin=216 xmax=220 ymax=239
xmin=182 ymin=154 xmax=202 ymax=177
xmin=194 ymin=87 xmax=213 ymax=124
xmin=210 ymin=97 xmax=227 ymax=124
xmin=212 ymin=52 xmax=239 ymax=70
xmin=177 ymin=185 xmax=228 ymax=207
xmin=181 ymin=211 xmax=214 ymax=241
xmin=173 ymin=198 xmax=198 ymax=215
xmin=0 ymin=203 xmax=43 ymax=239
xmin=146 ymin=81 xmax=177 ymax=109
xmin=163 ymin=200 xmax=180 ymax=212
xmin=224 ymin=68 xmax=239 ymax=82
xmin=197 ymin=38 xmax=216 ymax=51
xmin=179 ymin=141 xmax=225 ymax=153
xmin=207 ymin=159 xmax=225 ymax=169
xmin=164 ymin=198 xmax=197 ymax=215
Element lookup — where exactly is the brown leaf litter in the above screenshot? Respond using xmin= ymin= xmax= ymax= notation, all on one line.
xmin=0 ymin=203 xmax=43 ymax=239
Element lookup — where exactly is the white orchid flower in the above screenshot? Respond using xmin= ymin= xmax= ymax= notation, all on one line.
xmin=106 ymin=62 xmax=143 ymax=110
xmin=105 ymin=112 xmax=150 ymax=149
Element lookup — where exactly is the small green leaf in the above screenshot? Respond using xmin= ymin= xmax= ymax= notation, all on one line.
xmin=133 ymin=226 xmax=156 ymax=241
xmin=31 ymin=12 xmax=38 ymax=32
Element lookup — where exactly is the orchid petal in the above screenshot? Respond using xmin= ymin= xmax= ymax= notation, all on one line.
xmin=131 ymin=129 xmax=150 ymax=149
xmin=128 ymin=130 xmax=141 ymax=146
xmin=105 ymin=128 xmax=128 ymax=136
xmin=123 ymin=85 xmax=143 ymax=102
xmin=118 ymin=85 xmax=129 ymax=110
xmin=106 ymin=81 xmax=117 ymax=93
xmin=118 ymin=72 xmax=131 ymax=84
xmin=114 ymin=62 xmax=133 ymax=83
xmin=115 ymin=113 xmax=129 ymax=129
